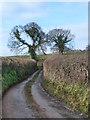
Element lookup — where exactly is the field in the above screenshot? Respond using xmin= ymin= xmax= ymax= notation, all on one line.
xmin=11 ymin=54 xmax=51 ymax=60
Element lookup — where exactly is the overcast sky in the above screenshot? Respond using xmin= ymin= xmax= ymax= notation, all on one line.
xmin=0 ymin=2 xmax=88 ymax=56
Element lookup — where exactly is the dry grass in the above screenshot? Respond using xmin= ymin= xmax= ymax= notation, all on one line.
xmin=43 ymin=52 xmax=88 ymax=84
xmin=43 ymin=51 xmax=89 ymax=116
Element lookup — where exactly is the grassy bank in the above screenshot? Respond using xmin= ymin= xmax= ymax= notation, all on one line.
xmin=11 ymin=54 xmax=52 ymax=61
xmin=2 ymin=57 xmax=38 ymax=94
xmin=24 ymin=71 xmax=40 ymax=103
xmin=41 ymin=78 xmax=89 ymax=116
xmin=43 ymin=52 xmax=89 ymax=116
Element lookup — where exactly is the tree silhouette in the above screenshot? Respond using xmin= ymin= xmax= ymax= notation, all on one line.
xmin=8 ymin=22 xmax=48 ymax=60
xmin=47 ymin=29 xmax=74 ymax=54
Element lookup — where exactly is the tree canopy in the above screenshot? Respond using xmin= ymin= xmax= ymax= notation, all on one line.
xmin=47 ymin=29 xmax=74 ymax=54
xmin=8 ymin=22 xmax=48 ymax=60
xmin=8 ymin=22 xmax=75 ymax=59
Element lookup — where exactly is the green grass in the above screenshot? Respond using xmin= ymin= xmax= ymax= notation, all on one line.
xmin=24 ymin=71 xmax=43 ymax=116
xmin=12 ymin=54 xmax=52 ymax=69
xmin=2 ymin=58 xmax=38 ymax=94
xmin=24 ymin=71 xmax=40 ymax=103
xmin=11 ymin=55 xmax=31 ymax=59
xmin=41 ymin=79 xmax=89 ymax=116
xmin=37 ymin=54 xmax=51 ymax=68
xmin=37 ymin=54 xmax=52 ymax=60
xmin=3 ymin=68 xmax=23 ymax=93
xmin=11 ymin=53 xmax=52 ymax=60
xmin=9 ymin=51 xmax=87 ymax=61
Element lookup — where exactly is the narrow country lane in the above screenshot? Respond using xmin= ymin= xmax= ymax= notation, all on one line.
xmin=32 ymin=71 xmax=85 ymax=119
xmin=2 ymin=70 xmax=87 ymax=119
xmin=2 ymin=71 xmax=39 ymax=118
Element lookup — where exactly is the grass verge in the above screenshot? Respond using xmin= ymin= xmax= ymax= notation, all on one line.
xmin=24 ymin=71 xmax=40 ymax=103
xmin=24 ymin=71 xmax=47 ymax=118
xmin=41 ymin=79 xmax=89 ymax=117
xmin=2 ymin=57 xmax=38 ymax=95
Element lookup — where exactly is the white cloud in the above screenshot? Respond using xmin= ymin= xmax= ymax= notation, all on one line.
xmin=61 ymin=22 xmax=88 ymax=39
xmin=63 ymin=22 xmax=88 ymax=50
xmin=43 ymin=22 xmax=88 ymax=50
xmin=0 ymin=0 xmax=89 ymax=2
xmin=2 ymin=2 xmax=47 ymax=23
xmin=0 ymin=3 xmax=2 ymax=27
xmin=0 ymin=22 xmax=88 ymax=56
xmin=2 ymin=2 xmax=42 ymax=15
xmin=0 ymin=29 xmax=2 ymax=56
xmin=19 ymin=11 xmax=42 ymax=20
xmin=1 ymin=2 xmax=88 ymax=56
xmin=0 ymin=46 xmax=14 ymax=56
xmin=0 ymin=28 xmax=11 ymax=56
xmin=0 ymin=3 xmax=2 ymax=56
xmin=0 ymin=28 xmax=2 ymax=40
xmin=20 ymin=2 xmax=42 ymax=9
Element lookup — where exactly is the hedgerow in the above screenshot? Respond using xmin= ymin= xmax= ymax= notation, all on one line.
xmin=2 ymin=57 xmax=38 ymax=94
xmin=43 ymin=52 xmax=89 ymax=116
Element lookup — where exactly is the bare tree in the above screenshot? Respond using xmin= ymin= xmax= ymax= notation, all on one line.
xmin=47 ymin=29 xmax=74 ymax=54
xmin=8 ymin=22 xmax=48 ymax=60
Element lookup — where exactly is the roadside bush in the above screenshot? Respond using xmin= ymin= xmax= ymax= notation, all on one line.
xmin=43 ymin=52 xmax=88 ymax=84
xmin=43 ymin=52 xmax=89 ymax=116
xmin=42 ymin=79 xmax=88 ymax=115
xmin=2 ymin=57 xmax=38 ymax=94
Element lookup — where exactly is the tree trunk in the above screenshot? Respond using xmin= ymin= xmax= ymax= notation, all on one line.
xmin=29 ymin=47 xmax=37 ymax=60
xmin=59 ymin=45 xmax=64 ymax=55
xmin=59 ymin=48 xmax=63 ymax=55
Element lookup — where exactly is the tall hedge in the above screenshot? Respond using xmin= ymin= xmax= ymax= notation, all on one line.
xmin=43 ymin=52 xmax=89 ymax=116
xmin=2 ymin=57 xmax=38 ymax=94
